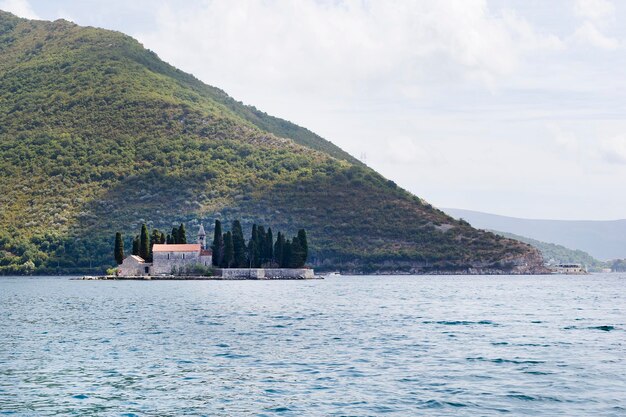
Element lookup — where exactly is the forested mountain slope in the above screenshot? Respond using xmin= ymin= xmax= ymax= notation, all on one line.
xmin=0 ymin=11 xmax=544 ymax=274
xmin=490 ymin=231 xmax=606 ymax=271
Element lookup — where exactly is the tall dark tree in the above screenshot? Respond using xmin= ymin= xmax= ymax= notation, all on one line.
xmin=248 ymin=224 xmax=259 ymax=267
xmin=132 ymin=235 xmax=139 ymax=256
xmin=148 ymin=229 xmax=162 ymax=262
xmin=282 ymin=239 xmax=292 ymax=268
xmin=114 ymin=232 xmax=124 ymax=265
xmin=291 ymin=236 xmax=304 ymax=268
xmin=160 ymin=232 xmax=166 ymax=244
xmin=256 ymin=226 xmax=266 ymax=266
xmin=150 ymin=229 xmax=161 ymax=246
xmin=297 ymin=229 xmax=308 ymax=266
xmin=178 ymin=223 xmax=187 ymax=244
xmin=274 ymin=232 xmax=284 ymax=267
xmin=222 ymin=231 xmax=234 ymax=268
xmin=166 ymin=234 xmax=173 ymax=244
xmin=171 ymin=227 xmax=179 ymax=244
xmin=232 ymin=220 xmax=246 ymax=267
xmin=139 ymin=223 xmax=150 ymax=261
xmin=211 ymin=220 xmax=224 ymax=266
xmin=247 ymin=238 xmax=256 ymax=268
xmin=265 ymin=228 xmax=274 ymax=265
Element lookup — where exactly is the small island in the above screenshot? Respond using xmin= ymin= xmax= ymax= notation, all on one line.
xmin=84 ymin=220 xmax=315 ymax=280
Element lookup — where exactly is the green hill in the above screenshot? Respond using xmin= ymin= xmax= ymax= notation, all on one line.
xmin=0 ymin=11 xmax=544 ymax=275
xmin=491 ymin=231 xmax=607 ymax=272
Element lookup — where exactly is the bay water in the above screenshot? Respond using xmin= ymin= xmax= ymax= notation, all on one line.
xmin=1 ymin=275 xmax=625 ymax=416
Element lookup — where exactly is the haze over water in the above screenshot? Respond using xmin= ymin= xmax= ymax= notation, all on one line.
xmin=1 ymin=275 xmax=625 ymax=416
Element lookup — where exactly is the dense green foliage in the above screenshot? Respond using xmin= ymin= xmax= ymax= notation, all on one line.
xmin=231 ymin=220 xmax=246 ymax=268
xmin=177 ymin=224 xmax=187 ymax=244
xmin=114 ymin=232 xmax=123 ymax=264
xmin=211 ymin=220 xmax=223 ymax=266
xmin=223 ymin=231 xmax=234 ymax=268
xmin=139 ymin=224 xmax=149 ymax=261
xmin=219 ymin=220 xmax=305 ymax=268
xmin=131 ymin=236 xmax=139 ymax=256
xmin=0 ymin=11 xmax=541 ymax=274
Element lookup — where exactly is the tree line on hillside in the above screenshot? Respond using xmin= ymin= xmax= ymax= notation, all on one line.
xmin=611 ymin=259 xmax=626 ymax=272
xmin=114 ymin=221 xmax=308 ymax=268
xmin=114 ymin=223 xmax=187 ymax=263
xmin=210 ymin=220 xmax=308 ymax=268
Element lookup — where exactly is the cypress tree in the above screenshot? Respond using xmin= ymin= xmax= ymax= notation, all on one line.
xmin=149 ymin=229 xmax=161 ymax=262
xmin=171 ymin=227 xmax=179 ymax=244
xmin=166 ymin=234 xmax=173 ymax=244
xmin=297 ymin=229 xmax=308 ymax=266
xmin=257 ymin=226 xmax=266 ymax=266
xmin=150 ymin=229 xmax=161 ymax=246
xmin=266 ymin=228 xmax=274 ymax=265
xmin=132 ymin=235 xmax=139 ymax=255
xmin=160 ymin=232 xmax=166 ymax=244
xmin=247 ymin=238 xmax=256 ymax=268
xmin=291 ymin=236 xmax=304 ymax=268
xmin=282 ymin=239 xmax=292 ymax=268
xmin=114 ymin=232 xmax=124 ymax=265
xmin=232 ymin=220 xmax=246 ymax=267
xmin=222 ymin=231 xmax=234 ymax=268
xmin=249 ymin=224 xmax=259 ymax=267
xmin=139 ymin=224 xmax=150 ymax=261
xmin=274 ymin=232 xmax=284 ymax=267
xmin=211 ymin=220 xmax=224 ymax=266
xmin=178 ymin=223 xmax=187 ymax=244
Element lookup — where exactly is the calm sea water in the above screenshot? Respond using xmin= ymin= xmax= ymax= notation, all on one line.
xmin=1 ymin=274 xmax=625 ymax=416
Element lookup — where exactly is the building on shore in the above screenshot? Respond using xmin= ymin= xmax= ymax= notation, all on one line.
xmin=118 ymin=225 xmax=212 ymax=277
xmin=551 ymin=263 xmax=587 ymax=274
xmin=151 ymin=243 xmax=212 ymax=275
xmin=118 ymin=255 xmax=151 ymax=276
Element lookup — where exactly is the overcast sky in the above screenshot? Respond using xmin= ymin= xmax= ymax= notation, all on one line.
xmin=3 ymin=0 xmax=626 ymax=220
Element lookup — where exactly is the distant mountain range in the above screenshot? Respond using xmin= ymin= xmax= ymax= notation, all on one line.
xmin=444 ymin=208 xmax=626 ymax=261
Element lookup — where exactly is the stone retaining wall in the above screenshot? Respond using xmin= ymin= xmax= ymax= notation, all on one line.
xmin=214 ymin=268 xmax=314 ymax=279
xmin=216 ymin=268 xmax=265 ymax=279
xmin=263 ymin=268 xmax=314 ymax=279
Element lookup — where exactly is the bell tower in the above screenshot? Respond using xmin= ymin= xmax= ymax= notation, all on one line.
xmin=197 ymin=224 xmax=206 ymax=249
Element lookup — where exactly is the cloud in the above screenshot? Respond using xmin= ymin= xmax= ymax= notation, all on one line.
xmin=549 ymin=124 xmax=580 ymax=154
xmin=549 ymin=125 xmax=626 ymax=166
xmin=574 ymin=0 xmax=615 ymax=21
xmin=600 ymin=136 xmax=626 ymax=164
xmin=136 ymin=0 xmax=562 ymax=99
xmin=571 ymin=0 xmax=620 ymax=50
xmin=573 ymin=21 xmax=620 ymax=49
xmin=384 ymin=136 xmax=435 ymax=164
xmin=0 ymin=0 xmax=40 ymax=19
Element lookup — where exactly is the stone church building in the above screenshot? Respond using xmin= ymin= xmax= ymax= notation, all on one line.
xmin=118 ymin=225 xmax=212 ymax=276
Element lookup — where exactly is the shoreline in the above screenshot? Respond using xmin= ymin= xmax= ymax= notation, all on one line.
xmin=76 ymin=275 xmax=323 ymax=281
xmin=1 ymin=270 xmax=604 ymax=278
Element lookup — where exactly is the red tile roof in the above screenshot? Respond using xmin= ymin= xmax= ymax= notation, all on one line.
xmin=152 ymin=244 xmax=201 ymax=252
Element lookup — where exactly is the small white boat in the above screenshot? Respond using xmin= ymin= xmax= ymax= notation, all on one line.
xmin=326 ymin=271 xmax=341 ymax=278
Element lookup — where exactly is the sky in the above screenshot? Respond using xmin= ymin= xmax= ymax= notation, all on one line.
xmin=2 ymin=0 xmax=626 ymax=220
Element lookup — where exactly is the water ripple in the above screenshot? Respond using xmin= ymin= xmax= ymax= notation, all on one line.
xmin=1 ymin=274 xmax=625 ymax=416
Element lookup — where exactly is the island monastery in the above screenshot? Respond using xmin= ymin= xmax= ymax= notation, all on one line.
xmin=119 ymin=225 xmax=212 ymax=277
